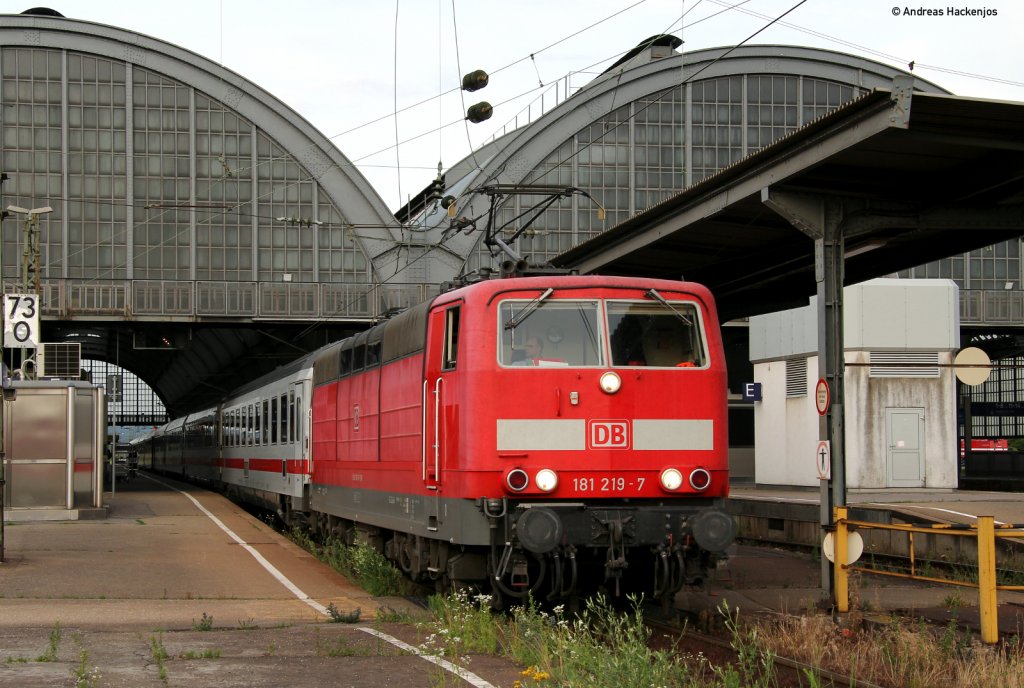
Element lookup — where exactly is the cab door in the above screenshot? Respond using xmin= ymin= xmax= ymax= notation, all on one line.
xmin=423 ymin=303 xmax=461 ymax=498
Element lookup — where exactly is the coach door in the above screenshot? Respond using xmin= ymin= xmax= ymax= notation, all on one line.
xmin=289 ymin=382 xmax=306 ymax=483
xmin=423 ymin=303 xmax=461 ymax=502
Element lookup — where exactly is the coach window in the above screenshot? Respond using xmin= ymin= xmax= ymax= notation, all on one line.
xmin=340 ymin=346 xmax=352 ymax=376
xmin=281 ymin=394 xmax=289 ymax=444
xmin=243 ymin=403 xmax=251 ymax=446
xmin=271 ymin=397 xmax=279 ymax=444
xmin=352 ymin=345 xmax=365 ymax=371
xmin=288 ymin=391 xmax=296 ymax=442
xmin=262 ymin=400 xmax=270 ymax=445
xmin=443 ymin=306 xmax=460 ymax=371
xmin=255 ymin=403 xmax=262 ymax=445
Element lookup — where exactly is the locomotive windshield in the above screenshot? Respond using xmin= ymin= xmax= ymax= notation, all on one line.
xmin=499 ymin=300 xmax=602 ymax=366
xmin=607 ymin=301 xmax=706 ymax=368
xmin=498 ymin=297 xmax=706 ymax=368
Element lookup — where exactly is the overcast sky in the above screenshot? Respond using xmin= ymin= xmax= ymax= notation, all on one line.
xmin=3 ymin=0 xmax=1021 ymax=211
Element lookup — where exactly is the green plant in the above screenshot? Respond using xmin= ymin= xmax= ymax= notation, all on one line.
xmin=501 ymin=594 xmax=697 ymax=688
xmin=713 ymin=601 xmax=775 ymax=688
xmin=71 ymin=635 xmax=100 ymax=688
xmin=316 ymin=630 xmax=364 ymax=657
xmin=326 ymin=602 xmax=361 ymax=623
xmin=424 ymin=589 xmax=500 ymax=655
xmin=149 ymin=634 xmax=169 ymax=683
xmin=192 ymin=612 xmax=214 ymax=631
xmin=319 ymin=539 xmax=404 ymax=596
xmin=37 ymin=621 xmax=62 ymax=662
xmin=236 ymin=618 xmax=259 ymax=630
xmin=376 ymin=605 xmax=414 ymax=623
xmin=943 ymin=591 xmax=966 ymax=611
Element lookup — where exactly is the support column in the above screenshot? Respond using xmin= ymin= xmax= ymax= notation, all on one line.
xmin=762 ymin=188 xmax=847 ymax=597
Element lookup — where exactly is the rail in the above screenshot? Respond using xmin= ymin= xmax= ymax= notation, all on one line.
xmin=833 ymin=506 xmax=1024 ymax=644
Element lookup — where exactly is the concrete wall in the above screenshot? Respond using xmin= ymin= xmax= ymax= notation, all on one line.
xmin=844 ymin=350 xmax=958 ymax=488
xmin=753 ymin=358 xmax=820 ymax=485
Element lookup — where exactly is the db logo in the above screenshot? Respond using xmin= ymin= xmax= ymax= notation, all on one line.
xmin=588 ymin=420 xmax=630 ymax=449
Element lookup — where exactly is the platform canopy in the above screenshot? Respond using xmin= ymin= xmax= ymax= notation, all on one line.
xmin=552 ymin=85 xmax=1024 ymax=322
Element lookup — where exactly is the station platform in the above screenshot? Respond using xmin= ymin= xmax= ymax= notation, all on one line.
xmin=0 ymin=473 xmax=523 ymax=688
xmin=730 ymin=483 xmax=1024 ymax=527
xmin=3 ymin=478 xmax=1024 ymax=686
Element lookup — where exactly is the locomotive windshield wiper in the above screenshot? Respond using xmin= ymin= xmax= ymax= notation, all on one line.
xmin=504 ymin=288 xmax=553 ymax=330
xmin=644 ymin=288 xmax=692 ymax=325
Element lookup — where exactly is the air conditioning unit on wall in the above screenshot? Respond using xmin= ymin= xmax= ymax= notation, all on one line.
xmin=35 ymin=342 xmax=82 ymax=380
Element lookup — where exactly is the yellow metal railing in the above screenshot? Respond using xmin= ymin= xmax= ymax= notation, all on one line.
xmin=833 ymin=506 xmax=1024 ymax=644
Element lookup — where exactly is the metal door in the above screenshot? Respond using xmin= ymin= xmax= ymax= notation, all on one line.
xmin=886 ymin=407 xmax=924 ymax=487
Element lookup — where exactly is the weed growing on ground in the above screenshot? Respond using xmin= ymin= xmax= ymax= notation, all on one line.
xmin=314 ymin=627 xmax=365 ymax=657
xmin=424 ymin=589 xmax=500 ymax=655
xmin=191 ymin=612 xmax=214 ymax=631
xmin=71 ymin=634 xmax=100 ymax=688
xmin=320 ymin=538 xmax=405 ymax=596
xmin=37 ymin=621 xmax=62 ymax=662
xmin=236 ymin=617 xmax=259 ymax=630
xmin=149 ymin=634 xmax=169 ymax=683
xmin=326 ymin=602 xmax=362 ymax=623
xmin=376 ymin=605 xmax=414 ymax=623
xmin=286 ymin=527 xmax=406 ymax=596
xmin=500 ymin=593 xmax=699 ymax=687
xmin=713 ymin=602 xmax=775 ymax=688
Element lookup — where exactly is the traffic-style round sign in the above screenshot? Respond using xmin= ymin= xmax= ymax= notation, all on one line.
xmin=815 ymin=377 xmax=830 ymax=416
xmin=954 ymin=346 xmax=991 ymax=386
xmin=816 ymin=440 xmax=831 ymax=480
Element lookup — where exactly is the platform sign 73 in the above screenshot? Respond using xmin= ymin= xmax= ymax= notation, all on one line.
xmin=4 ymin=294 xmax=40 ymax=349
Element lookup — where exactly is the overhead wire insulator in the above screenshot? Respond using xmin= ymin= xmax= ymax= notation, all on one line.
xmin=466 ymin=102 xmax=493 ymax=124
xmin=461 ymin=69 xmax=489 ymax=92
xmin=441 ymin=195 xmax=457 ymax=218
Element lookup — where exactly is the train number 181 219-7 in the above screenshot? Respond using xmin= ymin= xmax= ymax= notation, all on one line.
xmin=571 ymin=476 xmax=646 ymax=493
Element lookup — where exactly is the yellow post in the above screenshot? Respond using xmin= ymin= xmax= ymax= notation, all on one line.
xmin=977 ymin=516 xmax=998 ymax=644
xmin=834 ymin=506 xmax=849 ymax=613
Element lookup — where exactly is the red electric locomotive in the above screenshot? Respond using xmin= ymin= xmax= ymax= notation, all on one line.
xmin=148 ymin=274 xmax=736 ymax=605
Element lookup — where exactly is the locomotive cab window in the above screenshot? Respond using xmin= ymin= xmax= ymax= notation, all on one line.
xmin=442 ymin=306 xmax=460 ymax=371
xmin=607 ymin=301 xmax=707 ymax=368
xmin=499 ymin=300 xmax=602 ymax=367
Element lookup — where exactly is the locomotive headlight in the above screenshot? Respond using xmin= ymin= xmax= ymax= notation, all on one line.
xmin=599 ymin=371 xmax=621 ymax=394
xmin=660 ymin=468 xmax=684 ymax=491
xmin=689 ymin=468 xmax=711 ymax=491
xmin=506 ymin=468 xmax=529 ymax=492
xmin=535 ymin=468 xmax=558 ymax=492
